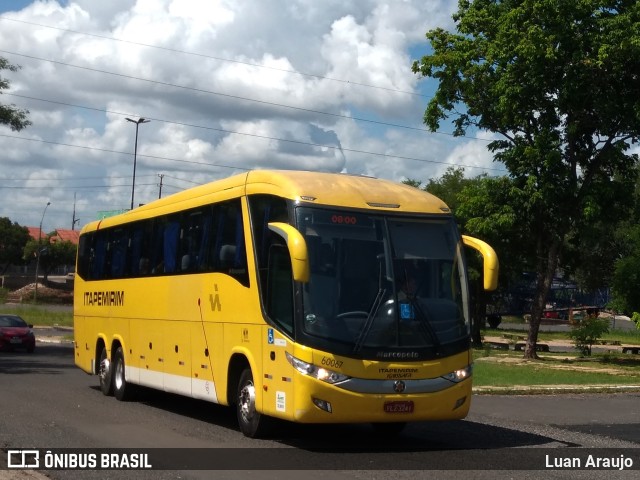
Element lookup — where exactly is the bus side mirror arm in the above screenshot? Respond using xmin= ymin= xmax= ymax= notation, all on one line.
xmin=268 ymin=222 xmax=310 ymax=283
xmin=462 ymin=235 xmax=499 ymax=291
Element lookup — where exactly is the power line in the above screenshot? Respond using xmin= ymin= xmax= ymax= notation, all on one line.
xmin=0 ymin=129 xmax=507 ymax=173
xmin=0 ymin=174 xmax=157 ymax=182
xmin=1 ymin=50 xmax=439 ymax=136
xmin=0 ymin=183 xmax=157 ymax=190
xmin=160 ymin=174 xmax=204 ymax=186
xmin=12 ymin=92 xmax=484 ymax=165
xmin=0 ymin=15 xmax=428 ymax=99
xmin=0 ymin=133 xmax=248 ymax=171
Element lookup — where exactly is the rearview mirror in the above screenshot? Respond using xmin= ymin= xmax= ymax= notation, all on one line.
xmin=267 ymin=222 xmax=310 ymax=283
xmin=462 ymin=235 xmax=499 ymax=291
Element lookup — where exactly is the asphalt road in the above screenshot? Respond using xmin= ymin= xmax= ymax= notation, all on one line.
xmin=1 ymin=343 xmax=639 ymax=480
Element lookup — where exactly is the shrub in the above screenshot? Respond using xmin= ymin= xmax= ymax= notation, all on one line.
xmin=569 ymin=316 xmax=609 ymax=356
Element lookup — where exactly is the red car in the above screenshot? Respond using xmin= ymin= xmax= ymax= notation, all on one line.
xmin=0 ymin=314 xmax=36 ymax=353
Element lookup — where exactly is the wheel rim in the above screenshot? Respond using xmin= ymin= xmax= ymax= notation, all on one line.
xmin=99 ymin=357 xmax=110 ymax=385
xmin=114 ymin=357 xmax=124 ymax=390
xmin=239 ymin=380 xmax=256 ymax=423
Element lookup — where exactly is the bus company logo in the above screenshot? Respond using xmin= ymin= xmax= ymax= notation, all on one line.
xmin=8 ymin=450 xmax=39 ymax=469
xmin=375 ymin=351 xmax=419 ymax=360
xmin=393 ymin=381 xmax=406 ymax=393
xmin=83 ymin=290 xmax=125 ymax=307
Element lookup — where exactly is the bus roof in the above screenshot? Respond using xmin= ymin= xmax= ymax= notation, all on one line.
xmin=81 ymin=170 xmax=450 ymax=233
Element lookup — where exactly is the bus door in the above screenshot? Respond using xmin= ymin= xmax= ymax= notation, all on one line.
xmin=260 ymin=243 xmax=295 ymax=420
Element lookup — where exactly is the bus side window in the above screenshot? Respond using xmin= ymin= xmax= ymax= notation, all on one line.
xmin=208 ymin=199 xmax=249 ymax=286
xmin=130 ymin=223 xmax=150 ymax=276
xmin=109 ymin=228 xmax=128 ymax=278
xmin=179 ymin=208 xmax=212 ymax=272
xmin=163 ymin=219 xmax=180 ymax=274
xmin=247 ymin=194 xmax=290 ymax=315
xmin=77 ymin=234 xmax=91 ymax=279
xmin=90 ymin=231 xmax=107 ymax=280
xmin=266 ymin=244 xmax=294 ymax=336
xmin=149 ymin=218 xmax=166 ymax=274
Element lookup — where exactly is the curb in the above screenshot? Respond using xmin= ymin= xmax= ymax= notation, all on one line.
xmin=473 ymin=384 xmax=640 ymax=395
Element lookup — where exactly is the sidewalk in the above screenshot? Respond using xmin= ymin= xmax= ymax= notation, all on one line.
xmin=33 ymin=325 xmax=73 ymax=345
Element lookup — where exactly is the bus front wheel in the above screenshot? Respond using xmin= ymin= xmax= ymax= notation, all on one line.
xmin=236 ymin=368 xmax=271 ymax=438
xmin=113 ymin=346 xmax=135 ymax=401
xmin=99 ymin=347 xmax=113 ymax=396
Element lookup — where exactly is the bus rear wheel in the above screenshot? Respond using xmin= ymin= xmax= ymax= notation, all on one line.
xmin=99 ymin=347 xmax=113 ymax=396
xmin=236 ymin=368 xmax=271 ymax=438
xmin=113 ymin=346 xmax=135 ymax=401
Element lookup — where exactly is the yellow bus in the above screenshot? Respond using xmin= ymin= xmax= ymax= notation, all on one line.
xmin=74 ymin=169 xmax=498 ymax=437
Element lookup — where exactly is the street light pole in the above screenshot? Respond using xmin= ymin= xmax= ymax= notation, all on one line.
xmin=34 ymin=201 xmax=51 ymax=304
xmin=126 ymin=117 xmax=150 ymax=210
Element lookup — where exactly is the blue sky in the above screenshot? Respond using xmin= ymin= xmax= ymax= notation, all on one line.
xmin=0 ymin=0 xmax=500 ymax=230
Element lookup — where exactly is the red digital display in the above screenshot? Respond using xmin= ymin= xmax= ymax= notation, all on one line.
xmin=331 ymin=214 xmax=358 ymax=225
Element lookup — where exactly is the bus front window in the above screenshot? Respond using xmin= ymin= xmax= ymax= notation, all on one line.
xmin=296 ymin=208 xmax=470 ymax=359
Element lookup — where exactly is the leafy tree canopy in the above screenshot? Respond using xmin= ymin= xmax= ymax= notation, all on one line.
xmin=0 ymin=57 xmax=31 ymax=131
xmin=23 ymin=237 xmax=77 ymax=282
xmin=413 ymin=0 xmax=640 ymax=358
xmin=0 ymin=217 xmax=30 ymax=274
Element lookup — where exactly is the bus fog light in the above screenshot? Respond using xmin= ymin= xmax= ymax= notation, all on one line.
xmin=312 ymin=397 xmax=332 ymax=413
xmin=453 ymin=396 xmax=467 ymax=410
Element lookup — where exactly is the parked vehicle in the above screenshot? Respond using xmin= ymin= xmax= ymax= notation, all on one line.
xmin=0 ymin=314 xmax=36 ymax=353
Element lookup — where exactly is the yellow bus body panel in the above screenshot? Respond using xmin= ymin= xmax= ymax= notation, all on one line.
xmin=74 ymin=169 xmax=482 ymax=426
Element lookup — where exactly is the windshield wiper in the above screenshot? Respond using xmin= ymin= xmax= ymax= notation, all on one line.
xmin=353 ymin=287 xmax=386 ymax=354
xmin=407 ymin=296 xmax=440 ymax=349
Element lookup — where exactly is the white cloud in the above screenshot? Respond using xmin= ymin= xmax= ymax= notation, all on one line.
xmin=0 ymin=0 xmax=499 ymax=231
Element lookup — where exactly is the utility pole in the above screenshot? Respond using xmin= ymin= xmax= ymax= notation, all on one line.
xmin=34 ymin=201 xmax=51 ymax=303
xmin=126 ymin=117 xmax=150 ymax=210
xmin=71 ymin=192 xmax=80 ymax=230
xmin=158 ymin=173 xmax=164 ymax=199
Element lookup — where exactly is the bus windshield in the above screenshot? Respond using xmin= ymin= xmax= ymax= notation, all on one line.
xmin=296 ymin=207 xmax=470 ymax=359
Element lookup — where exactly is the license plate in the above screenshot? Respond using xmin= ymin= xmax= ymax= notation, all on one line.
xmin=10 ymin=338 xmax=23 ymax=344
xmin=383 ymin=401 xmax=414 ymax=414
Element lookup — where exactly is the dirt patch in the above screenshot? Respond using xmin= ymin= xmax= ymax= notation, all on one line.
xmin=8 ymin=283 xmax=73 ymax=305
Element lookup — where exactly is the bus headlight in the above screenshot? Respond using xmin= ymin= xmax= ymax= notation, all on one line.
xmin=286 ymin=352 xmax=350 ymax=384
xmin=442 ymin=364 xmax=472 ymax=383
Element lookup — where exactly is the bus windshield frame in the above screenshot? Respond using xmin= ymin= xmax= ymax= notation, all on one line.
xmin=294 ymin=206 xmax=471 ymax=361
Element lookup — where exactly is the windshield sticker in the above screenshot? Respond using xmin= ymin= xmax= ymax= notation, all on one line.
xmin=400 ymin=302 xmax=415 ymax=320
xmin=276 ymin=391 xmax=286 ymax=412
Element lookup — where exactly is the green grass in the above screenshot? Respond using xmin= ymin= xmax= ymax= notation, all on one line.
xmin=1 ymin=305 xmax=73 ymax=327
xmin=473 ymin=360 xmax=640 ymax=386
xmin=489 ymin=327 xmax=640 ymax=345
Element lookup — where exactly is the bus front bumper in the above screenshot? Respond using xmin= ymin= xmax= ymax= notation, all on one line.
xmin=291 ymin=374 xmax=472 ymax=424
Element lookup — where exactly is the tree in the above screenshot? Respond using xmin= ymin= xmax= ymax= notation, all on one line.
xmin=610 ymin=225 xmax=640 ymax=314
xmin=413 ymin=0 xmax=640 ymax=358
xmin=0 ymin=57 xmax=31 ymax=131
xmin=23 ymin=237 xmax=77 ymax=283
xmin=0 ymin=217 xmax=30 ymax=274
xmin=568 ymin=315 xmax=609 ymax=356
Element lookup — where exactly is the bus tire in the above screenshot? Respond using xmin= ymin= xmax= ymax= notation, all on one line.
xmin=99 ymin=347 xmax=113 ymax=396
xmin=236 ymin=368 xmax=270 ymax=438
xmin=113 ymin=346 xmax=135 ymax=401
